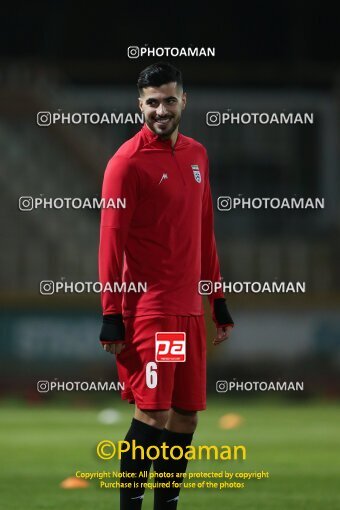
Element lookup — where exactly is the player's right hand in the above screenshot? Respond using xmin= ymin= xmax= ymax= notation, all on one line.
xmin=99 ymin=314 xmax=125 ymax=354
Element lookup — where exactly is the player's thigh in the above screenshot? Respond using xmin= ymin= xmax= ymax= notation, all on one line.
xmin=172 ymin=315 xmax=207 ymax=411
xmin=117 ymin=316 xmax=177 ymax=409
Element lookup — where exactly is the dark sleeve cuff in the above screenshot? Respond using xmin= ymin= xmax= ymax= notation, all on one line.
xmin=99 ymin=314 xmax=125 ymax=343
xmin=213 ymin=298 xmax=234 ymax=326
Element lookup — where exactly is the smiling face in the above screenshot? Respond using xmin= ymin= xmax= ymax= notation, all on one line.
xmin=138 ymin=82 xmax=187 ymax=141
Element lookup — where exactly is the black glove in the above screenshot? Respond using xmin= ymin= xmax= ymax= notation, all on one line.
xmin=213 ymin=298 xmax=234 ymax=327
xmin=99 ymin=314 xmax=125 ymax=343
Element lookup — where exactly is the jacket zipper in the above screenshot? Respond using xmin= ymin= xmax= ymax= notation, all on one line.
xmin=171 ymin=147 xmax=186 ymax=187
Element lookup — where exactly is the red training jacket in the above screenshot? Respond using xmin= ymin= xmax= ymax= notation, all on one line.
xmin=99 ymin=123 xmax=224 ymax=323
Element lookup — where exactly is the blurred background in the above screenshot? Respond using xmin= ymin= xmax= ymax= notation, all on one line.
xmin=1 ymin=3 xmax=340 ymax=510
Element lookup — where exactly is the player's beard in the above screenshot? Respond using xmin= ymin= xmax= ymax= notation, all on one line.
xmin=146 ymin=112 xmax=181 ymax=140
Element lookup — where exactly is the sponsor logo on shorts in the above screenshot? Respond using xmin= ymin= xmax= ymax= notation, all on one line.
xmin=155 ymin=332 xmax=186 ymax=362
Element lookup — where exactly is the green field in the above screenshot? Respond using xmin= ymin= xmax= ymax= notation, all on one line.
xmin=1 ymin=398 xmax=339 ymax=510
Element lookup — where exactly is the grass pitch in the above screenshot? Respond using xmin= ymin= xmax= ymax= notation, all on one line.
xmin=0 ymin=398 xmax=339 ymax=509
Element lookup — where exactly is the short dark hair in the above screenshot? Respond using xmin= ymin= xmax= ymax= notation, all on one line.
xmin=137 ymin=62 xmax=183 ymax=93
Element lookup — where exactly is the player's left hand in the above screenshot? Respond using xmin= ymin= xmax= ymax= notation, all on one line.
xmin=213 ymin=325 xmax=233 ymax=345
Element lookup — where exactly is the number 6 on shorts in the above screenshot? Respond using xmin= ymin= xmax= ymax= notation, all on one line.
xmin=146 ymin=361 xmax=158 ymax=389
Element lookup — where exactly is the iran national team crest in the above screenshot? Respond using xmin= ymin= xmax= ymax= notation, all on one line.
xmin=191 ymin=164 xmax=201 ymax=183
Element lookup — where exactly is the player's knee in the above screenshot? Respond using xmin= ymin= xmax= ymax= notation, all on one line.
xmin=184 ymin=412 xmax=198 ymax=432
xmin=171 ymin=408 xmax=198 ymax=432
xmin=135 ymin=409 xmax=169 ymax=429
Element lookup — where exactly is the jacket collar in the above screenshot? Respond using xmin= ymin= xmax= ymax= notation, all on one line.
xmin=141 ymin=123 xmax=183 ymax=150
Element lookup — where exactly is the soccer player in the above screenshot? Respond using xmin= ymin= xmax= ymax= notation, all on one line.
xmin=98 ymin=62 xmax=233 ymax=509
